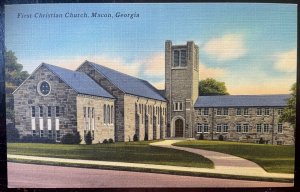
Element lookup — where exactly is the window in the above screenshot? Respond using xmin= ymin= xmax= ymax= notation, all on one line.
xmin=278 ymin=108 xmax=283 ymax=115
xmin=111 ymin=106 xmax=114 ymax=124
xmin=278 ymin=124 xmax=283 ymax=133
xmin=32 ymin=130 xmax=37 ymax=136
xmin=103 ymin=105 xmax=106 ymax=124
xmin=48 ymin=130 xmax=52 ymax=139
xmin=107 ymin=106 xmax=110 ymax=124
xmin=236 ymin=124 xmax=242 ymax=132
xmin=223 ymin=124 xmax=228 ymax=133
xmin=197 ymin=124 xmax=203 ymax=133
xmin=38 ymin=81 xmax=51 ymax=96
xmin=216 ymin=124 xmax=222 ymax=133
xmin=243 ymin=108 xmax=249 ymax=116
xmin=39 ymin=106 xmax=43 ymax=117
xmin=243 ymin=124 xmax=249 ymax=133
xmin=173 ymin=102 xmax=183 ymax=111
xmin=31 ymin=106 xmax=35 ymax=117
xmin=40 ymin=130 xmax=44 ymax=137
xmin=55 ymin=106 xmax=59 ymax=117
xmin=257 ymin=108 xmax=262 ymax=116
xmin=203 ymin=108 xmax=209 ymax=116
xmin=173 ymin=49 xmax=187 ymax=67
xmin=265 ymin=108 xmax=270 ymax=116
xmin=236 ymin=108 xmax=242 ymax=116
xmin=263 ymin=124 xmax=269 ymax=132
xmin=56 ymin=130 xmax=61 ymax=142
xmin=197 ymin=109 xmax=201 ymax=115
xmin=256 ymin=124 xmax=262 ymax=133
xmin=217 ymin=108 xmax=222 ymax=116
xmin=223 ymin=108 xmax=228 ymax=116
xmin=47 ymin=106 xmax=51 ymax=117
xmin=203 ymin=124 xmax=208 ymax=133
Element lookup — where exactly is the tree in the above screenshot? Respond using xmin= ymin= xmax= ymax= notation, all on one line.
xmin=199 ymin=78 xmax=229 ymax=96
xmin=280 ymin=83 xmax=296 ymax=128
xmin=84 ymin=131 xmax=92 ymax=145
xmin=5 ymin=49 xmax=29 ymax=121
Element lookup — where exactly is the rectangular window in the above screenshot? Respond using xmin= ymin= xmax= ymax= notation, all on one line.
xmin=223 ymin=108 xmax=228 ymax=116
xmin=31 ymin=106 xmax=35 ymax=117
xmin=47 ymin=106 xmax=51 ymax=117
xmin=278 ymin=124 xmax=283 ymax=133
xmin=263 ymin=124 xmax=269 ymax=132
xmin=56 ymin=130 xmax=61 ymax=142
xmin=48 ymin=130 xmax=52 ymax=139
xmin=180 ymin=50 xmax=187 ymax=67
xmin=203 ymin=124 xmax=208 ymax=133
xmin=236 ymin=108 xmax=242 ymax=116
xmin=278 ymin=108 xmax=283 ymax=115
xmin=257 ymin=108 xmax=262 ymax=116
xmin=197 ymin=109 xmax=201 ymax=116
xmin=216 ymin=124 xmax=222 ymax=133
xmin=173 ymin=50 xmax=180 ymax=67
xmin=223 ymin=124 xmax=228 ymax=133
xmin=236 ymin=124 xmax=242 ymax=132
xmin=265 ymin=108 xmax=270 ymax=116
xmin=173 ymin=49 xmax=187 ymax=67
xmin=173 ymin=102 xmax=183 ymax=111
xmin=40 ymin=130 xmax=44 ymax=137
xmin=203 ymin=108 xmax=209 ymax=116
xmin=55 ymin=106 xmax=60 ymax=117
xmin=39 ymin=106 xmax=43 ymax=117
xmin=217 ymin=108 xmax=222 ymax=116
xmin=32 ymin=130 xmax=36 ymax=136
xmin=243 ymin=124 xmax=249 ymax=133
xmin=243 ymin=108 xmax=249 ymax=116
xmin=197 ymin=123 xmax=203 ymax=133
xmin=256 ymin=124 xmax=262 ymax=133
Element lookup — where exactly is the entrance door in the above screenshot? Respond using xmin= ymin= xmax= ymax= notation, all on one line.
xmin=175 ymin=119 xmax=183 ymax=137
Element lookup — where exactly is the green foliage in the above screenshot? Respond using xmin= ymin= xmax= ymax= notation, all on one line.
xmin=18 ymin=135 xmax=55 ymax=143
xmin=133 ymin=134 xmax=139 ymax=141
xmin=5 ymin=49 xmax=29 ymax=121
xmin=199 ymin=78 xmax=229 ymax=96
xmin=84 ymin=131 xmax=92 ymax=145
xmin=218 ymin=135 xmax=224 ymax=141
xmin=144 ymin=133 xmax=148 ymax=141
xmin=108 ymin=138 xmax=114 ymax=143
xmin=259 ymin=138 xmax=265 ymax=144
xmin=61 ymin=132 xmax=81 ymax=144
xmin=280 ymin=83 xmax=296 ymax=128
xmin=6 ymin=123 xmax=19 ymax=142
xmin=197 ymin=133 xmax=204 ymax=140
xmin=102 ymin=139 xmax=108 ymax=144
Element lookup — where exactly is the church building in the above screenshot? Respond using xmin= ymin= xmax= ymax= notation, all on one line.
xmin=13 ymin=40 xmax=294 ymax=145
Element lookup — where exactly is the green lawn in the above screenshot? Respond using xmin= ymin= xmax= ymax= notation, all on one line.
xmin=174 ymin=140 xmax=295 ymax=174
xmin=7 ymin=141 xmax=213 ymax=168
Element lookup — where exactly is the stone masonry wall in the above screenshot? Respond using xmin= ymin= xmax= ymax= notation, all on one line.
xmin=76 ymin=95 xmax=115 ymax=144
xmin=14 ymin=65 xmax=77 ymax=139
xmin=194 ymin=107 xmax=294 ymax=145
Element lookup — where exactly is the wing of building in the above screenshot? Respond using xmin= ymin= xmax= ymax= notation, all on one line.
xmin=13 ymin=41 xmax=294 ymax=145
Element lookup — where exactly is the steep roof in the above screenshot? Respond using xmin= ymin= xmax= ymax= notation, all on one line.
xmin=85 ymin=61 xmax=166 ymax=101
xmin=194 ymin=94 xmax=291 ymax=108
xmin=43 ymin=63 xmax=114 ymax=99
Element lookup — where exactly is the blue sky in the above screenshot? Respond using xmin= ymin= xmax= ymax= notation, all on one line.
xmin=5 ymin=3 xmax=297 ymax=94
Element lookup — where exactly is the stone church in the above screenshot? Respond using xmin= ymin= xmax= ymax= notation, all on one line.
xmin=13 ymin=40 xmax=294 ymax=145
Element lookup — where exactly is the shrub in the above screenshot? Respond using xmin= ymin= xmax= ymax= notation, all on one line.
xmin=103 ymin=139 xmax=108 ymax=144
xmin=133 ymin=134 xmax=138 ymax=141
xmin=259 ymin=137 xmax=265 ymax=144
xmin=61 ymin=132 xmax=81 ymax=144
xmin=19 ymin=135 xmax=55 ymax=143
xmin=108 ymin=138 xmax=114 ymax=143
xmin=6 ymin=124 xmax=20 ymax=142
xmin=84 ymin=131 xmax=92 ymax=145
xmin=218 ymin=135 xmax=224 ymax=141
xmin=198 ymin=133 xmax=204 ymax=140
xmin=144 ymin=133 xmax=148 ymax=141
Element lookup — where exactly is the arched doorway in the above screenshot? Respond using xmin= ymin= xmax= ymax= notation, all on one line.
xmin=175 ymin=119 xmax=184 ymax=137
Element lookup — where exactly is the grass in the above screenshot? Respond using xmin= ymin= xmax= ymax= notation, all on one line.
xmin=7 ymin=140 xmax=213 ymax=169
xmin=174 ymin=140 xmax=295 ymax=174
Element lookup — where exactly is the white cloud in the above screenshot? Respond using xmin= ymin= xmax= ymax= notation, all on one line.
xmin=142 ymin=53 xmax=165 ymax=77
xmin=273 ymin=49 xmax=297 ymax=73
xmin=198 ymin=58 xmax=228 ymax=79
xmin=152 ymin=80 xmax=165 ymax=90
xmin=203 ymin=34 xmax=247 ymax=62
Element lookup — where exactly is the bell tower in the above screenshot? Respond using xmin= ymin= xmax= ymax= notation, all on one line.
xmin=165 ymin=40 xmax=199 ymax=138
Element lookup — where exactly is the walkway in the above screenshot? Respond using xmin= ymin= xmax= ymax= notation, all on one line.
xmin=150 ymin=140 xmax=294 ymax=179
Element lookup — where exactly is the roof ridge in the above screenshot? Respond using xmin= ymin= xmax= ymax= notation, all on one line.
xmin=199 ymin=94 xmax=290 ymax=97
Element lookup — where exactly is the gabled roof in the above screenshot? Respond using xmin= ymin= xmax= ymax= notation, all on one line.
xmin=84 ymin=61 xmax=166 ymax=101
xmin=194 ymin=94 xmax=291 ymax=108
xmin=43 ymin=63 xmax=114 ymax=99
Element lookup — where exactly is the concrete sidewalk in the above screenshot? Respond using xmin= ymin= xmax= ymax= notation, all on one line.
xmin=150 ymin=140 xmax=294 ymax=179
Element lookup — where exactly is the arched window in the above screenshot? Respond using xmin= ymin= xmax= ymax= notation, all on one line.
xmin=111 ymin=105 xmax=114 ymax=124
xmin=107 ymin=105 xmax=110 ymax=124
xmin=103 ymin=104 xmax=106 ymax=124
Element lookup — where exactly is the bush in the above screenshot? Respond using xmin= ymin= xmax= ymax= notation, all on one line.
xmin=218 ymin=135 xmax=224 ymax=141
xmin=108 ymin=138 xmax=114 ymax=143
xmin=84 ymin=131 xmax=92 ymax=145
xmin=19 ymin=135 xmax=55 ymax=143
xmin=61 ymin=132 xmax=81 ymax=144
xmin=198 ymin=133 xmax=204 ymax=140
xmin=144 ymin=133 xmax=148 ymax=141
xmin=103 ymin=139 xmax=108 ymax=144
xmin=133 ymin=134 xmax=138 ymax=142
xmin=6 ymin=124 xmax=20 ymax=142
xmin=259 ymin=137 xmax=265 ymax=144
